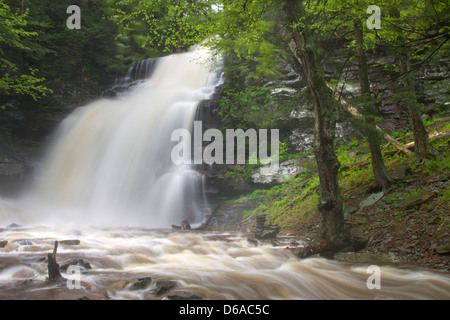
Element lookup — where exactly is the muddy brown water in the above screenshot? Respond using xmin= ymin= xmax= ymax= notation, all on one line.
xmin=0 ymin=225 xmax=448 ymax=300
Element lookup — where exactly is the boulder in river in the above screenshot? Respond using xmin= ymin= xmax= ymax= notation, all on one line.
xmin=167 ymin=290 xmax=204 ymax=300
xmin=334 ymin=252 xmax=401 ymax=264
xmin=149 ymin=279 xmax=178 ymax=296
xmin=60 ymin=239 xmax=81 ymax=246
xmin=13 ymin=239 xmax=33 ymax=246
xmin=60 ymin=259 xmax=92 ymax=271
xmin=172 ymin=220 xmax=191 ymax=230
xmin=127 ymin=277 xmax=152 ymax=291
xmin=7 ymin=223 xmax=21 ymax=228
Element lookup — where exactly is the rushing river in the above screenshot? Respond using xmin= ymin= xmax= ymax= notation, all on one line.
xmin=0 ymin=221 xmax=449 ymax=300
xmin=1 ymin=45 xmax=448 ymax=301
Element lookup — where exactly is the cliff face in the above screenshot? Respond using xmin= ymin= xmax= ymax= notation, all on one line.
xmin=198 ymin=47 xmax=448 ymax=201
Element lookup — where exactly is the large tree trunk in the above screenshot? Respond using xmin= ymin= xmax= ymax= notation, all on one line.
xmin=283 ymin=0 xmax=343 ymax=241
xmin=353 ymin=19 xmax=392 ymax=190
xmin=399 ymin=56 xmax=436 ymax=161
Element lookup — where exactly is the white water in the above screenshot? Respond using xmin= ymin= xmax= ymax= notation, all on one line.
xmin=0 ymin=47 xmax=449 ymax=301
xmin=0 ymin=226 xmax=448 ymax=300
xmin=20 ymin=46 xmax=223 ymax=228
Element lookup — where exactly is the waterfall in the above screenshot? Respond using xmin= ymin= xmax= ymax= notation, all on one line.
xmin=24 ymin=46 xmax=223 ymax=228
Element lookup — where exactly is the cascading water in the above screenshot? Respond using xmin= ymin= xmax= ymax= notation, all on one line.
xmin=1 ymin=45 xmax=448 ymax=302
xmin=23 ymin=46 xmax=223 ymax=228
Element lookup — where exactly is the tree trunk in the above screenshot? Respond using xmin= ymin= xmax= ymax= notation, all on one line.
xmin=283 ymin=0 xmax=343 ymax=241
xmin=353 ymin=19 xmax=392 ymax=190
xmin=47 ymin=241 xmax=64 ymax=282
xmin=399 ymin=56 xmax=436 ymax=161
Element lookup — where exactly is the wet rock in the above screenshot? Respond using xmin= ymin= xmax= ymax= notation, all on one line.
xmin=14 ymin=240 xmax=33 ymax=246
xmin=250 ymin=214 xmax=280 ymax=240
xmin=251 ymin=158 xmax=309 ymax=185
xmin=167 ymin=290 xmax=204 ymax=300
xmin=401 ymin=191 xmax=436 ymax=210
xmin=106 ymin=280 xmax=127 ymax=295
xmin=255 ymin=214 xmax=266 ymax=229
xmin=0 ymin=240 xmax=7 ymax=248
xmin=288 ymin=129 xmax=314 ymax=154
xmin=257 ymin=225 xmax=281 ymax=240
xmin=334 ymin=252 xmax=401 ymax=264
xmin=60 ymin=239 xmax=81 ymax=246
xmin=435 ymin=243 xmax=450 ymax=255
xmin=60 ymin=259 xmax=92 ymax=271
xmin=293 ymin=246 xmax=312 ymax=259
xmin=206 ymin=168 xmax=254 ymax=197
xmin=7 ymin=223 xmax=21 ymax=228
xmin=127 ymin=277 xmax=152 ymax=291
xmin=359 ymin=191 xmax=384 ymax=209
xmin=180 ymin=220 xmax=191 ymax=230
xmin=172 ymin=220 xmax=191 ymax=230
xmin=149 ymin=279 xmax=178 ymax=296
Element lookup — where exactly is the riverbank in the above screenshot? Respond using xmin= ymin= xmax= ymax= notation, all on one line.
xmin=213 ymin=118 xmax=449 ymax=272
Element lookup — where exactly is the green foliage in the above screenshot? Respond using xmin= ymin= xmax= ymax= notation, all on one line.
xmin=1 ymin=0 xmax=137 ymax=109
xmin=107 ymin=0 xmax=214 ymax=54
xmin=422 ymin=151 xmax=450 ymax=175
xmin=0 ymin=127 xmax=42 ymax=152
xmin=0 ymin=1 xmax=51 ymax=108
xmin=224 ymin=165 xmax=255 ymax=181
xmin=218 ymin=85 xmax=275 ymax=129
xmin=239 ymin=171 xmax=319 ymax=223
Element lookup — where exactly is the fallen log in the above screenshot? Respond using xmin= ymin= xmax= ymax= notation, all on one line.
xmin=327 ymin=83 xmax=413 ymax=155
xmin=171 ymin=219 xmax=191 ymax=230
xmin=402 ymin=130 xmax=450 ymax=150
xmin=383 ymin=130 xmax=450 ymax=156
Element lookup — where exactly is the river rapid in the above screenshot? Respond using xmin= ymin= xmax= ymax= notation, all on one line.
xmin=1 ymin=45 xmax=448 ymax=301
xmin=0 ymin=222 xmax=449 ymax=300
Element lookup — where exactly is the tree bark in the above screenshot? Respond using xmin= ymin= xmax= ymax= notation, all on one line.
xmin=283 ymin=0 xmax=343 ymax=241
xmin=47 ymin=241 xmax=64 ymax=282
xmin=399 ymin=56 xmax=436 ymax=161
xmin=353 ymin=19 xmax=392 ymax=190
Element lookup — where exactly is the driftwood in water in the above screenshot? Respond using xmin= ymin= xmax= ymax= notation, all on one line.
xmin=327 ymin=83 xmax=413 ymax=156
xmin=171 ymin=219 xmax=191 ymax=230
xmin=47 ymin=240 xmax=65 ymax=282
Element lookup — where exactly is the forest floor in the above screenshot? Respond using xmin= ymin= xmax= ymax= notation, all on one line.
xmin=216 ymin=118 xmax=450 ymax=272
